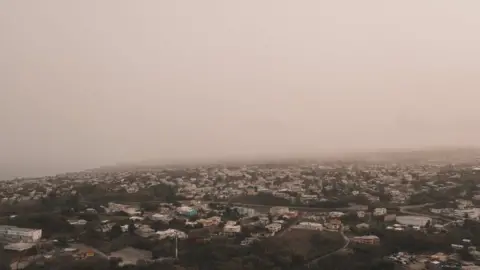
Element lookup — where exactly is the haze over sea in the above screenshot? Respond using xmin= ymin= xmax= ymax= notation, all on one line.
xmin=2 ymin=1 xmax=480 ymax=179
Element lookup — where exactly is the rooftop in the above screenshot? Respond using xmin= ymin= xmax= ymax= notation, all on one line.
xmin=0 ymin=225 xmax=40 ymax=232
xmin=4 ymin=242 xmax=35 ymax=251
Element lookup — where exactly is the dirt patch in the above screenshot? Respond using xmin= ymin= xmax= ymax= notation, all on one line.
xmin=279 ymin=229 xmax=343 ymax=259
xmin=110 ymin=247 xmax=152 ymax=266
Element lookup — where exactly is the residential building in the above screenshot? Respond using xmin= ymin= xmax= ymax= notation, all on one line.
xmin=223 ymin=225 xmax=241 ymax=234
xmin=269 ymin=207 xmax=289 ymax=216
xmin=351 ymin=235 xmax=380 ymax=245
xmin=356 ymin=223 xmax=370 ymax=230
xmin=373 ymin=208 xmax=387 ymax=216
xmin=176 ymin=206 xmax=197 ymax=217
xmin=234 ymin=207 xmax=256 ymax=217
xmin=107 ymin=203 xmax=140 ymax=216
xmin=197 ymin=216 xmax=221 ymax=227
xmin=0 ymin=225 xmax=42 ymax=243
xmin=156 ymin=229 xmax=187 ymax=240
xmin=329 ymin=211 xmax=345 ymax=218
xmin=68 ymin=219 xmax=87 ymax=226
xmin=325 ymin=219 xmax=342 ymax=231
xmin=292 ymin=222 xmax=323 ymax=231
xmin=384 ymin=214 xmax=397 ymax=222
xmin=265 ymin=223 xmax=282 ymax=233
xmin=150 ymin=214 xmax=172 ymax=222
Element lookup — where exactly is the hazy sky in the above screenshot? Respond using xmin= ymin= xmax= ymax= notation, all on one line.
xmin=1 ymin=1 xmax=480 ymax=179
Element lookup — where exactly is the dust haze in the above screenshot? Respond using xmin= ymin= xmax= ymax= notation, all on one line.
xmin=1 ymin=1 xmax=480 ymax=179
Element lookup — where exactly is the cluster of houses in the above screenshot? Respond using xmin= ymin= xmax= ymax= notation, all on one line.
xmin=3 ymin=162 xmax=476 ymax=209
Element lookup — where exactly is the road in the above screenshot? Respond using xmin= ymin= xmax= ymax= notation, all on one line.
xmin=81 ymin=199 xmax=433 ymax=214
xmin=302 ymin=203 xmax=439 ymax=269
xmin=399 ymin=203 xmax=454 ymax=222
xmin=187 ymin=201 xmax=367 ymax=211
xmin=188 ymin=200 xmax=434 ymax=210
xmin=399 ymin=203 xmax=434 ymax=211
xmin=276 ymin=213 xmax=303 ymax=237
xmin=112 ymin=200 xmax=365 ymax=212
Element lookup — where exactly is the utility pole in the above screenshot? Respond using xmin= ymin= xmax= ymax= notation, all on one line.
xmin=175 ymin=233 xmax=178 ymax=260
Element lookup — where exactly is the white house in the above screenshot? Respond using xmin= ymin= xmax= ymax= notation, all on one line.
xmin=329 ymin=211 xmax=345 ymax=218
xmin=150 ymin=214 xmax=172 ymax=223
xmin=156 ymin=229 xmax=187 ymax=240
xmin=373 ymin=208 xmax=387 ymax=216
xmin=269 ymin=207 xmax=289 ymax=216
xmin=292 ymin=222 xmax=323 ymax=231
xmin=265 ymin=223 xmax=282 ymax=233
xmin=68 ymin=219 xmax=87 ymax=226
xmin=234 ymin=207 xmax=256 ymax=217
xmin=0 ymin=226 xmax=42 ymax=243
xmin=223 ymin=225 xmax=241 ymax=234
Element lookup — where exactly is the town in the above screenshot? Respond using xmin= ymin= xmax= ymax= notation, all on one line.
xmin=1 ymin=152 xmax=480 ymax=270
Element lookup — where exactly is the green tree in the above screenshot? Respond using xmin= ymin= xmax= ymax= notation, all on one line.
xmin=109 ymin=224 xmax=123 ymax=239
xmin=140 ymin=201 xmax=158 ymax=211
xmin=127 ymin=222 xmax=136 ymax=235
xmin=0 ymin=244 xmax=11 ymax=270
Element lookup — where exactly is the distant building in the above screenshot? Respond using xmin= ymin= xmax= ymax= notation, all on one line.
xmin=107 ymin=203 xmax=140 ymax=216
xmin=150 ymin=214 xmax=173 ymax=222
xmin=234 ymin=207 xmax=256 ymax=217
xmin=68 ymin=219 xmax=87 ymax=226
xmin=454 ymin=208 xmax=480 ymax=219
xmin=356 ymin=223 xmax=370 ymax=230
xmin=176 ymin=206 xmax=197 ymax=217
xmin=351 ymin=235 xmax=380 ymax=245
xmin=329 ymin=211 xmax=345 ymax=218
xmin=156 ymin=229 xmax=187 ymax=240
xmin=269 ymin=207 xmax=289 ymax=216
xmin=357 ymin=211 xmax=366 ymax=218
xmin=396 ymin=215 xmax=432 ymax=227
xmin=325 ymin=219 xmax=342 ymax=231
xmin=197 ymin=216 xmax=221 ymax=227
xmin=4 ymin=242 xmax=36 ymax=252
xmin=373 ymin=208 xmax=387 ymax=216
xmin=223 ymin=225 xmax=241 ymax=234
xmin=384 ymin=214 xmax=397 ymax=222
xmin=292 ymin=222 xmax=323 ymax=231
xmin=85 ymin=208 xmax=97 ymax=214
xmin=0 ymin=225 xmax=42 ymax=243
xmin=282 ymin=211 xmax=299 ymax=219
xmin=265 ymin=223 xmax=282 ymax=233
xmin=441 ymin=259 xmax=462 ymax=269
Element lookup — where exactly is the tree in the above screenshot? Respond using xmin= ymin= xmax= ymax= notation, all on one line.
xmin=140 ymin=202 xmax=158 ymax=212
xmin=7 ymin=213 xmax=74 ymax=238
xmin=109 ymin=257 xmax=123 ymax=270
xmin=128 ymin=222 xmax=136 ymax=235
xmin=151 ymin=184 xmax=177 ymax=203
xmin=152 ymin=241 xmax=173 ymax=259
xmin=425 ymin=220 xmax=431 ymax=228
xmin=84 ymin=221 xmax=103 ymax=241
xmin=218 ymin=221 xmax=225 ymax=229
xmin=169 ymin=218 xmax=186 ymax=231
xmin=0 ymin=244 xmax=11 ymax=270
xmin=151 ymin=221 xmax=169 ymax=232
xmin=109 ymin=224 xmax=123 ymax=239
xmin=65 ymin=194 xmax=81 ymax=211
